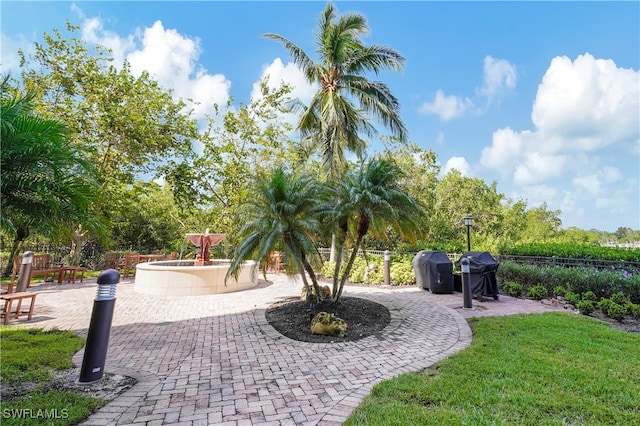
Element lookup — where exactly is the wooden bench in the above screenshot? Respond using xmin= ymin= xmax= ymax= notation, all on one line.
xmin=9 ymin=254 xmax=64 ymax=293
xmin=0 ymin=292 xmax=37 ymax=325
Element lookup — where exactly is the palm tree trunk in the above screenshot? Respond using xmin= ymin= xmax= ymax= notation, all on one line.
xmin=301 ymin=254 xmax=323 ymax=304
xmin=329 ymin=234 xmax=336 ymax=262
xmin=331 ymin=221 xmax=348 ymax=299
xmin=336 ymin=232 xmax=366 ymax=301
xmin=298 ymin=260 xmax=314 ymax=302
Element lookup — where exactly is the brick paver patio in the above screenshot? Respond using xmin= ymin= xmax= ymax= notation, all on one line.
xmin=13 ymin=274 xmax=564 ymax=425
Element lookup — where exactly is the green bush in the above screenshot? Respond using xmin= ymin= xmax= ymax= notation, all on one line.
xmin=564 ymin=291 xmax=580 ymax=306
xmin=527 ymin=285 xmax=548 ymax=300
xmin=582 ymin=291 xmax=597 ymax=302
xmin=610 ymin=291 xmax=628 ymax=305
xmin=553 ymin=286 xmax=567 ymax=297
xmin=598 ymin=298 xmax=614 ymax=316
xmin=364 ymin=263 xmax=385 ymax=284
xmin=576 ymin=300 xmax=595 ymax=316
xmin=321 ymin=261 xmax=336 ymax=279
xmin=390 ymin=261 xmax=415 ymax=286
xmin=629 ymin=303 xmax=640 ymax=318
xmin=348 ymin=257 xmax=368 ymax=283
xmin=502 ymin=281 xmax=523 ymax=298
xmin=606 ymin=302 xmax=627 ymax=322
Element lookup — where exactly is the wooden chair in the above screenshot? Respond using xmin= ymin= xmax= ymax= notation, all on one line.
xmin=122 ymin=253 xmax=140 ymax=278
xmin=104 ymin=252 xmax=121 ymax=270
xmin=268 ymin=251 xmax=285 ymax=274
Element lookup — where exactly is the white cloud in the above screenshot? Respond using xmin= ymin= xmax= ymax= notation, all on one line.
xmin=77 ymin=13 xmax=231 ymax=122
xmin=480 ymin=53 xmax=639 ymax=220
xmin=419 ymin=89 xmax=473 ymax=121
xmin=531 ymin=53 xmax=639 ymax=151
xmin=513 ymin=152 xmax=567 ymax=186
xmin=443 ymin=156 xmax=471 ymax=176
xmin=523 ymin=185 xmax=559 ymax=205
xmin=572 ymin=167 xmax=624 ymax=196
xmin=479 ymin=55 xmax=517 ymax=102
xmin=1 ymin=32 xmax=32 ymax=75
xmin=251 ymin=58 xmax=316 ymax=105
xmin=247 ymin=58 xmax=317 ymax=133
xmin=420 ymin=55 xmax=516 ymax=120
xmin=480 ymin=127 xmax=526 ymax=173
xmin=80 ymin=17 xmax=135 ymax=67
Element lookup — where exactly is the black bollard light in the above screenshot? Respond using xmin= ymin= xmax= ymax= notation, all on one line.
xmin=16 ymin=251 xmax=34 ymax=293
xmin=461 ymin=258 xmax=473 ymax=309
xmin=79 ymin=269 xmax=119 ymax=383
xmin=384 ymin=250 xmax=391 ymax=286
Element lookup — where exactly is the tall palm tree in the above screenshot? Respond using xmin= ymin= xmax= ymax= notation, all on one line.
xmin=331 ymin=158 xmax=425 ymax=300
xmin=264 ymin=2 xmax=407 ymax=179
xmin=226 ymin=167 xmax=325 ymax=303
xmin=1 ymin=76 xmax=104 ymax=276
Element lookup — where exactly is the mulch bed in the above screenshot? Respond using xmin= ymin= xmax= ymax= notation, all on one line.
xmin=265 ymin=296 xmax=391 ymax=343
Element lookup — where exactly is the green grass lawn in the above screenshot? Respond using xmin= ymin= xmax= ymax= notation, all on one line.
xmin=0 ymin=327 xmax=105 ymax=426
xmin=346 ymin=312 xmax=640 ymax=425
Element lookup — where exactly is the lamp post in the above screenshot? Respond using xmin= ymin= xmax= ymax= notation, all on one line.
xmin=463 ymin=215 xmax=472 ymax=252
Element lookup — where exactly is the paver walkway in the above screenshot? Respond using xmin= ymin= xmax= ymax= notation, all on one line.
xmin=15 ymin=274 xmax=566 ymax=425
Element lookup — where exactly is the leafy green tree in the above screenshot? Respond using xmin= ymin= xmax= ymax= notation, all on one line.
xmin=264 ymin=2 xmax=407 ymax=178
xmin=330 ymin=158 xmax=424 ymax=300
xmin=15 ymin=23 xmax=199 ymax=186
xmin=429 ymin=170 xmax=505 ymax=252
xmin=107 ymin=181 xmax=203 ymax=253
xmin=165 ymin=81 xmax=310 ymax=242
xmin=227 ymin=167 xmax=325 ymax=302
xmin=520 ymin=203 xmax=562 ymax=243
xmin=1 ymin=78 xmax=103 ymax=276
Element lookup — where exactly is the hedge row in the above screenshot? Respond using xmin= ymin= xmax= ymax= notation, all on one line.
xmin=496 ymin=261 xmax=640 ymax=304
xmin=505 ymin=243 xmax=640 ymax=262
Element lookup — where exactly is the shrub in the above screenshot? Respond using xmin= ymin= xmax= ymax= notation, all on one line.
xmin=629 ymin=303 xmax=640 ymax=318
xmin=564 ymin=291 xmax=580 ymax=306
xmin=502 ymin=281 xmax=523 ymax=298
xmin=553 ymin=286 xmax=567 ymax=298
xmin=610 ymin=292 xmax=628 ymax=306
xmin=576 ymin=300 xmax=595 ymax=316
xmin=582 ymin=291 xmax=597 ymax=302
xmin=527 ymin=285 xmax=548 ymax=300
xmin=606 ymin=302 xmax=627 ymax=322
xmin=390 ymin=261 xmax=415 ymax=286
xmin=598 ymin=298 xmax=614 ymax=316
xmin=364 ymin=263 xmax=385 ymax=284
xmin=348 ymin=257 xmax=368 ymax=283
xmin=321 ymin=261 xmax=336 ymax=279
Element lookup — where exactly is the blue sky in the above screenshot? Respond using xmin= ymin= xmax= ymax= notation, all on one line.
xmin=2 ymin=1 xmax=639 ymax=232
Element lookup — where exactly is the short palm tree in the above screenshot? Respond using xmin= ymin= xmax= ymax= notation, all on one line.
xmin=1 ymin=76 xmax=104 ymax=276
xmin=264 ymin=2 xmax=407 ymax=179
xmin=226 ymin=167 xmax=325 ymax=302
xmin=331 ymin=158 xmax=425 ymax=300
